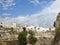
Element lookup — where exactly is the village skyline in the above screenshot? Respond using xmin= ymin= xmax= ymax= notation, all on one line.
xmin=0 ymin=0 xmax=60 ymax=28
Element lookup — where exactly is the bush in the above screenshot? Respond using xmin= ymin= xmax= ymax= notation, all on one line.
xmin=28 ymin=30 xmax=37 ymax=45
xmin=18 ymin=27 xmax=27 ymax=45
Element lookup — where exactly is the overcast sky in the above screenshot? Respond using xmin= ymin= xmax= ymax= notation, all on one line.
xmin=0 ymin=0 xmax=60 ymax=28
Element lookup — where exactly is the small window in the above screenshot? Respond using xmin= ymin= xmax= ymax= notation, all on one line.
xmin=59 ymin=23 xmax=60 ymax=26
xmin=0 ymin=25 xmax=3 ymax=28
xmin=0 ymin=34 xmax=1 ymax=37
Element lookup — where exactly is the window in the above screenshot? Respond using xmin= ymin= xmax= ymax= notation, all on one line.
xmin=59 ymin=23 xmax=60 ymax=26
xmin=0 ymin=25 xmax=3 ymax=28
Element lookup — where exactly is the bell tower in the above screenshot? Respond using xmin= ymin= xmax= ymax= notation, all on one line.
xmin=55 ymin=13 xmax=60 ymax=28
xmin=53 ymin=13 xmax=60 ymax=45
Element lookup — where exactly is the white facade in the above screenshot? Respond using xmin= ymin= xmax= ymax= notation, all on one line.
xmin=11 ymin=23 xmax=17 ymax=28
xmin=26 ymin=25 xmax=50 ymax=32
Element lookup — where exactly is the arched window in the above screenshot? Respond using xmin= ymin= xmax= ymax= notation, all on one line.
xmin=53 ymin=21 xmax=56 ymax=27
xmin=0 ymin=25 xmax=3 ymax=28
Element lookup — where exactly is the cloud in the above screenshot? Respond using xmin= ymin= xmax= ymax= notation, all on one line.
xmin=28 ymin=0 xmax=54 ymax=6
xmin=1 ymin=0 xmax=60 ymax=28
xmin=0 ymin=0 xmax=16 ymax=9
xmin=2 ymin=13 xmax=11 ymax=16
xmin=28 ymin=0 xmax=40 ymax=6
xmin=0 ymin=13 xmax=11 ymax=18
xmin=24 ymin=0 xmax=60 ymax=27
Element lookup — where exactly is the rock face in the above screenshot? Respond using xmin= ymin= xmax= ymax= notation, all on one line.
xmin=53 ymin=13 xmax=60 ymax=45
xmin=27 ymin=32 xmax=54 ymax=45
xmin=35 ymin=37 xmax=53 ymax=45
xmin=35 ymin=30 xmax=55 ymax=45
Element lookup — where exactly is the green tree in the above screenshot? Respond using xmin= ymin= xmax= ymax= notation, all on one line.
xmin=29 ymin=30 xmax=34 ymax=36
xmin=18 ymin=27 xmax=27 ymax=45
xmin=28 ymin=30 xmax=37 ymax=45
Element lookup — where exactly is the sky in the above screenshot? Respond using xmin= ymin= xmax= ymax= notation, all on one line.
xmin=0 ymin=0 xmax=60 ymax=28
